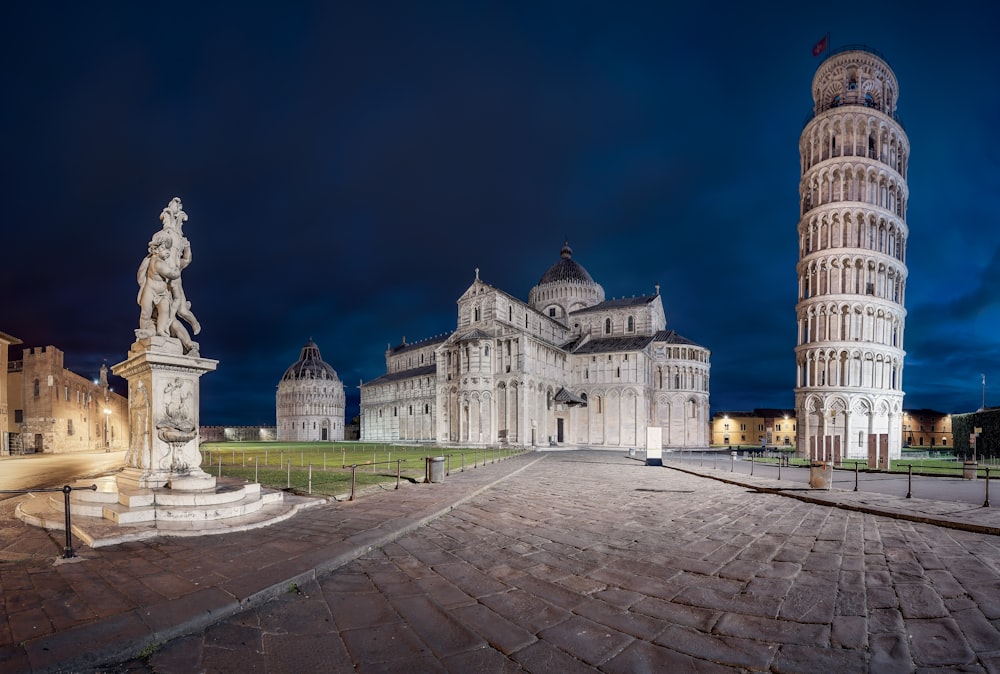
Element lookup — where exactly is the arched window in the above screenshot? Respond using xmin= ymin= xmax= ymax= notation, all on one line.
xmin=33 ymin=379 xmax=40 ymax=397
xmin=627 ymin=316 xmax=634 ymax=332
xmin=604 ymin=318 xmax=612 ymax=334
xmin=474 ymin=307 xmax=480 ymax=321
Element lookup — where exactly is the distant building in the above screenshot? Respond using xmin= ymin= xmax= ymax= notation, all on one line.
xmin=6 ymin=345 xmax=128 ymax=454
xmin=199 ymin=426 xmax=278 ymax=443
xmin=901 ymin=409 xmax=952 ymax=448
xmin=276 ymin=340 xmax=346 ymax=441
xmin=711 ymin=409 xmax=797 ymax=448
xmin=795 ymin=46 xmax=909 ymax=465
xmin=712 ymin=408 xmax=952 ymax=451
xmin=1 ymin=330 xmax=23 ymax=454
xmin=361 ymin=243 xmax=711 ymax=448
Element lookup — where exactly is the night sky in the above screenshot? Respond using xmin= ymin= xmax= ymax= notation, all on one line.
xmin=3 ymin=2 xmax=998 ymax=425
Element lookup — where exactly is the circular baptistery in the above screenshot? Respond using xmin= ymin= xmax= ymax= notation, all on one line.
xmin=528 ymin=242 xmax=606 ymax=322
xmin=795 ymin=47 xmax=909 ymax=463
xmin=276 ymin=340 xmax=345 ymax=441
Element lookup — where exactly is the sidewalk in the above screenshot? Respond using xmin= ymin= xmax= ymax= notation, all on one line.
xmin=660 ymin=458 xmax=1000 ymax=536
xmin=2 ymin=449 xmax=999 ymax=673
xmin=0 ymin=453 xmax=543 ymax=673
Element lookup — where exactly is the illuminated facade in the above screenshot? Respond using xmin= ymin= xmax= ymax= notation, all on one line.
xmin=795 ymin=47 xmax=909 ymax=465
xmin=6 ymin=345 xmax=128 ymax=453
xmin=361 ymin=243 xmax=711 ymax=448
xmin=901 ymin=409 xmax=952 ymax=449
xmin=711 ymin=409 xmax=796 ymax=448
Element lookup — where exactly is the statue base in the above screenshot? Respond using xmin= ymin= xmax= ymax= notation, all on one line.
xmin=112 ymin=336 xmax=218 ymax=492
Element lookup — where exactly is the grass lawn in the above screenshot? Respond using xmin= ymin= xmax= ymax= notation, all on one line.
xmin=198 ymin=442 xmax=523 ymax=497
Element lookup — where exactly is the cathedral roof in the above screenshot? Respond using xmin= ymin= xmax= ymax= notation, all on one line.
xmin=363 ymin=364 xmax=437 ymax=386
xmin=570 ymin=294 xmax=659 ymax=315
xmin=537 ymin=242 xmax=596 ymax=285
xmin=653 ymin=329 xmax=705 ymax=349
xmin=280 ymin=340 xmax=341 ymax=383
xmin=572 ymin=335 xmax=656 ymax=354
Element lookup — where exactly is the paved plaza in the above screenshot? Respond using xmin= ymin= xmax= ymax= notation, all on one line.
xmin=3 ymin=450 xmax=1000 ymax=672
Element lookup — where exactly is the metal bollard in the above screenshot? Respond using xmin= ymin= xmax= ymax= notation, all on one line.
xmin=287 ymin=460 xmax=291 ymax=488
xmin=461 ymin=453 xmax=465 ymax=473
xmin=750 ymin=455 xmax=754 ymax=475
xmin=446 ymin=455 xmax=451 ymax=477
xmin=396 ymin=459 xmax=401 ymax=490
xmin=854 ymin=461 xmax=859 ymax=492
xmin=350 ymin=464 xmax=357 ymax=501
xmin=906 ymin=464 xmax=912 ymax=499
xmin=308 ymin=465 xmax=312 ymax=494
xmin=254 ymin=456 xmax=259 ymax=483
xmin=985 ymin=467 xmax=991 ymax=508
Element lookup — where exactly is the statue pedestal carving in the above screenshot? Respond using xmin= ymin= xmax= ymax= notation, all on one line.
xmin=112 ymin=336 xmax=218 ymax=490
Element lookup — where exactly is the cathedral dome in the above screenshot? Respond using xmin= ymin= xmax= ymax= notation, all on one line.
xmin=280 ymin=340 xmax=341 ymax=383
xmin=537 ymin=243 xmax=595 ymax=285
xmin=528 ymin=242 xmax=605 ymax=318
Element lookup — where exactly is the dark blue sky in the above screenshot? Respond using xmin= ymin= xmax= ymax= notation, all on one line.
xmin=3 ymin=2 xmax=998 ymax=425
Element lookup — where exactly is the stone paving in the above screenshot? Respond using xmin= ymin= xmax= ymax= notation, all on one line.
xmin=99 ymin=451 xmax=1000 ymax=673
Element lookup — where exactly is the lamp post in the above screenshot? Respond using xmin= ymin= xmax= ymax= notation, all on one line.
xmin=103 ymin=408 xmax=111 ymax=452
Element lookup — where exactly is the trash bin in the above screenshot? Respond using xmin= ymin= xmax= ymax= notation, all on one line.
xmin=425 ymin=456 xmax=445 ymax=483
xmin=809 ymin=461 xmax=832 ymax=489
xmin=963 ymin=462 xmax=978 ymax=480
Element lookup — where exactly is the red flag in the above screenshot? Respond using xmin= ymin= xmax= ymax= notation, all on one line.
xmin=812 ymin=35 xmax=828 ymax=57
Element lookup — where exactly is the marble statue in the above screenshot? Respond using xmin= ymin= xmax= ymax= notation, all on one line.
xmin=135 ymin=197 xmax=201 ymax=356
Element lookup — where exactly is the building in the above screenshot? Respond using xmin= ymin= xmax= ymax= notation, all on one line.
xmin=361 ymin=243 xmax=711 ymax=448
xmin=1 ymin=331 xmax=23 ymax=454
xmin=711 ymin=409 xmax=797 ymax=448
xmin=901 ymin=409 xmax=952 ymax=449
xmin=7 ymin=345 xmax=128 ymax=453
xmin=795 ymin=46 xmax=909 ymax=466
xmin=276 ymin=339 xmax=346 ymax=441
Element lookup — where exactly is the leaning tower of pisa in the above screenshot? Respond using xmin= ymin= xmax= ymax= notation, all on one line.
xmin=794 ymin=46 xmax=909 ymax=466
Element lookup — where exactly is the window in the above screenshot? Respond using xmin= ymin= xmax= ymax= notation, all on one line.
xmin=67 ymin=419 xmax=74 ymax=435
xmin=424 ymin=404 xmax=429 ymax=414
xmin=474 ymin=307 xmax=480 ymax=321
xmin=724 ymin=423 xmax=730 ymax=431
xmin=627 ymin=316 xmax=634 ymax=332
xmin=549 ymin=308 xmax=556 ymax=317
xmin=604 ymin=318 xmax=612 ymax=334
xmin=33 ymin=379 xmax=40 ymax=397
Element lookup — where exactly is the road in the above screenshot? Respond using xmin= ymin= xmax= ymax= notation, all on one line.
xmin=0 ymin=449 xmax=126 ymax=497
xmin=668 ymin=451 xmax=997 ymax=506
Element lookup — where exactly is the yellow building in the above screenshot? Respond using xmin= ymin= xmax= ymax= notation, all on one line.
xmin=1 ymin=331 xmax=23 ymax=453
xmin=711 ymin=409 xmax=796 ymax=448
xmin=901 ymin=409 xmax=952 ymax=449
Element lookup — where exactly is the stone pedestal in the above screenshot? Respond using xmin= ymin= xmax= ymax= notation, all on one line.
xmin=112 ymin=336 xmax=218 ymax=490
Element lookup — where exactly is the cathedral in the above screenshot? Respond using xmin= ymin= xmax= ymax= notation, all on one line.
xmin=360 ymin=244 xmax=710 ymax=448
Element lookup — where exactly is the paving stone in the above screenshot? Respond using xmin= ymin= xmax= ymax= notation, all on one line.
xmin=654 ymin=623 xmax=777 ymax=670
xmin=537 ymin=614 xmax=632 ymax=666
xmin=601 ymin=638 xmax=738 ymax=674
xmin=831 ymin=615 xmax=867 ymax=648
xmin=448 ymin=603 xmax=536 ymax=655
xmin=907 ymin=618 xmax=977 ymax=666
xmin=713 ymin=612 xmax=829 ymax=647
xmin=770 ymin=643 xmax=868 ymax=673
xmin=510 ymin=638 xmax=597 ymax=673
xmin=896 ymin=582 xmax=949 ymax=618
xmin=388 ymin=594 xmax=486 ymax=659
xmin=868 ymin=632 xmax=912 ymax=673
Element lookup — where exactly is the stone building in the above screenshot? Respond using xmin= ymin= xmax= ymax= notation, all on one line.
xmin=7 ymin=345 xmax=128 ymax=453
xmin=711 ymin=409 xmax=797 ymax=448
xmin=1 ymin=331 xmax=23 ymax=454
xmin=795 ymin=46 xmax=909 ymax=465
xmin=361 ymin=243 xmax=711 ymax=448
xmin=276 ymin=339 xmax=346 ymax=441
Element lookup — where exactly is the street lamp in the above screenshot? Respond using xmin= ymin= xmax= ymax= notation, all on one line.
xmin=103 ymin=408 xmax=111 ymax=452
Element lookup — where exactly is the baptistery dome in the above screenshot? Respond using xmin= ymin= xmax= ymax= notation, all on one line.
xmin=528 ymin=242 xmax=605 ymax=321
xmin=276 ymin=340 xmax=345 ymax=441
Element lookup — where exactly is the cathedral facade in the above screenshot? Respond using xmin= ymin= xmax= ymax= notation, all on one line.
xmin=361 ymin=244 xmax=710 ymax=448
xmin=276 ymin=340 xmax=346 ymax=441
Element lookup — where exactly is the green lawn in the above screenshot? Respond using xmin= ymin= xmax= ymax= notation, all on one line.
xmin=198 ymin=442 xmax=523 ymax=497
